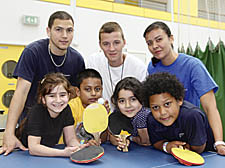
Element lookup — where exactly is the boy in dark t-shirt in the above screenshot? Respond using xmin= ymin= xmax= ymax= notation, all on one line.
xmin=142 ymin=72 xmax=215 ymax=154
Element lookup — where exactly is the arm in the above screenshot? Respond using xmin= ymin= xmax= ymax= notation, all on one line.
xmin=63 ymin=125 xmax=80 ymax=147
xmin=1 ymin=77 xmax=31 ymax=155
xmin=190 ymin=144 xmax=206 ymax=154
xmin=132 ymin=128 xmax=150 ymax=146
xmin=153 ymin=140 xmax=186 ymax=154
xmin=28 ymin=136 xmax=79 ymax=157
xmin=200 ymin=90 xmax=225 ymax=155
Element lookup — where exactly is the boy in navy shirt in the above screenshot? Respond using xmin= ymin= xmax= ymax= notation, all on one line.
xmin=142 ymin=72 xmax=215 ymax=154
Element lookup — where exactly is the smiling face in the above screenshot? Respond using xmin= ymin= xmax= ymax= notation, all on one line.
xmin=145 ymin=28 xmax=173 ymax=62
xmin=99 ymin=31 xmax=126 ymax=67
xmin=47 ymin=19 xmax=74 ymax=55
xmin=117 ymin=89 xmax=142 ymax=118
xmin=42 ymin=84 xmax=69 ymax=118
xmin=149 ymin=93 xmax=183 ymax=126
xmin=76 ymin=77 xmax=103 ymax=108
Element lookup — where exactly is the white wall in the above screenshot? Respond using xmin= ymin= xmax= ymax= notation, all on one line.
xmin=75 ymin=7 xmax=225 ymax=63
xmin=0 ymin=0 xmax=77 ymax=45
xmin=1 ymin=1 xmax=225 ymax=64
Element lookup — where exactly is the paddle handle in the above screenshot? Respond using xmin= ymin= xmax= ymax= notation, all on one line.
xmin=120 ymin=135 xmax=129 ymax=152
xmin=93 ymin=132 xmax=101 ymax=145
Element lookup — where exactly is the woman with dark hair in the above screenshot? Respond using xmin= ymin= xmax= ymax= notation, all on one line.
xmin=143 ymin=21 xmax=225 ymax=155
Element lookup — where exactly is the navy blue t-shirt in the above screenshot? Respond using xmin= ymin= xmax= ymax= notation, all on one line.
xmin=147 ymin=101 xmax=215 ymax=151
xmin=13 ymin=38 xmax=85 ymax=117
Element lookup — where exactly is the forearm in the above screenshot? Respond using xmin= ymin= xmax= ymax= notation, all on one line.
xmin=206 ymin=109 xmax=223 ymax=141
xmin=201 ymin=91 xmax=223 ymax=141
xmin=5 ymin=91 xmax=27 ymax=134
xmin=5 ymin=78 xmax=31 ymax=135
xmin=29 ymin=144 xmax=67 ymax=157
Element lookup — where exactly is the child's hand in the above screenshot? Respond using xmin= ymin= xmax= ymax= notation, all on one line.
xmin=103 ymin=100 xmax=110 ymax=114
xmin=116 ymin=136 xmax=130 ymax=151
xmin=63 ymin=146 xmax=80 ymax=157
xmin=216 ymin=145 xmax=225 ymax=155
xmin=87 ymin=139 xmax=101 ymax=146
xmin=98 ymin=98 xmax=110 ymax=114
xmin=167 ymin=141 xmax=186 ymax=154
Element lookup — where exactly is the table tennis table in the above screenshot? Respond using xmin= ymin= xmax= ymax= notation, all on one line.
xmin=1 ymin=142 xmax=224 ymax=168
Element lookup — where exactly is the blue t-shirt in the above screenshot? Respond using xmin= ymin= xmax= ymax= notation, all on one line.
xmin=147 ymin=101 xmax=215 ymax=151
xmin=148 ymin=53 xmax=218 ymax=107
xmin=14 ymin=38 xmax=85 ymax=109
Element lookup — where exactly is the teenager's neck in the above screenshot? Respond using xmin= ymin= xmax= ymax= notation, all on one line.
xmin=161 ymin=50 xmax=178 ymax=66
xmin=49 ymin=43 xmax=67 ymax=56
xmin=108 ymin=54 xmax=126 ymax=67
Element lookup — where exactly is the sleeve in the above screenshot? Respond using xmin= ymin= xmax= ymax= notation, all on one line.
xmin=191 ymin=59 xmax=218 ymax=97
xmin=136 ymin=109 xmax=150 ymax=129
xmin=63 ymin=105 xmax=75 ymax=127
xmin=13 ymin=48 xmax=37 ymax=83
xmin=27 ymin=105 xmax=44 ymax=136
xmin=184 ymin=109 xmax=208 ymax=146
xmin=147 ymin=114 xmax=165 ymax=145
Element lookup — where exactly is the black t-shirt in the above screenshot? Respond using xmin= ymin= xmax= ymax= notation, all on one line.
xmin=21 ymin=104 xmax=74 ymax=147
xmin=108 ymin=110 xmax=133 ymax=135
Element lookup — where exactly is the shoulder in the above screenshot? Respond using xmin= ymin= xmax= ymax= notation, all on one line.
xmin=125 ymin=53 xmax=146 ymax=66
xmin=179 ymin=101 xmax=206 ymax=120
xmin=85 ymin=51 xmax=107 ymax=68
xmin=68 ymin=47 xmax=84 ymax=60
xmin=26 ymin=38 xmax=48 ymax=51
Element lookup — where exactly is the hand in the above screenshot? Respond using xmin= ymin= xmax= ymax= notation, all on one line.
xmin=116 ymin=136 xmax=130 ymax=151
xmin=216 ymin=145 xmax=225 ymax=155
xmin=0 ymin=133 xmax=28 ymax=156
xmin=167 ymin=141 xmax=186 ymax=154
xmin=87 ymin=139 xmax=101 ymax=146
xmin=63 ymin=146 xmax=81 ymax=157
xmin=103 ymin=100 xmax=110 ymax=114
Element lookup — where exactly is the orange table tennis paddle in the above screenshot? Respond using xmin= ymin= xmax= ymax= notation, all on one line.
xmin=171 ymin=148 xmax=205 ymax=166
xmin=83 ymin=103 xmax=108 ymax=144
xmin=70 ymin=145 xmax=104 ymax=163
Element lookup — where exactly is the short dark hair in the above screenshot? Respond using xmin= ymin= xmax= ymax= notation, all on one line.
xmin=76 ymin=69 xmax=102 ymax=88
xmin=99 ymin=22 xmax=125 ymax=42
xmin=37 ymin=72 xmax=74 ymax=104
xmin=111 ymin=77 xmax=142 ymax=110
xmin=142 ymin=72 xmax=185 ymax=107
xmin=48 ymin=11 xmax=74 ymax=28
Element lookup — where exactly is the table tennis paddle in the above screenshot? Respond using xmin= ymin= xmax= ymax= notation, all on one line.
xmin=70 ymin=145 xmax=104 ymax=163
xmin=171 ymin=148 xmax=205 ymax=166
xmin=108 ymin=112 xmax=133 ymax=152
xmin=83 ymin=103 xmax=108 ymax=145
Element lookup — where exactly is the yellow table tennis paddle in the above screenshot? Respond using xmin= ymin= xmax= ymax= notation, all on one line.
xmin=171 ymin=148 xmax=205 ymax=166
xmin=83 ymin=103 xmax=108 ymax=144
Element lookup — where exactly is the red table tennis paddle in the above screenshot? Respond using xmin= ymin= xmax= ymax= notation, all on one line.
xmin=70 ymin=145 xmax=104 ymax=164
xmin=171 ymin=148 xmax=205 ymax=166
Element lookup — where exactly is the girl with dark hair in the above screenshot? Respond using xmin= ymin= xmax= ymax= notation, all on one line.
xmin=18 ymin=72 xmax=87 ymax=157
xmin=109 ymin=77 xmax=150 ymax=151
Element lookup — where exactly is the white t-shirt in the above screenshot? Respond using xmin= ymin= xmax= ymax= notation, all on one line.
xmin=85 ymin=51 xmax=147 ymax=109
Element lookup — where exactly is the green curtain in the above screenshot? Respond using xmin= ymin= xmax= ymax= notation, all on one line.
xmin=193 ymin=40 xmax=225 ymax=140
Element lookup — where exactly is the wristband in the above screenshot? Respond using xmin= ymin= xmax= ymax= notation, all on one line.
xmin=213 ymin=141 xmax=225 ymax=150
xmin=163 ymin=142 xmax=169 ymax=153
